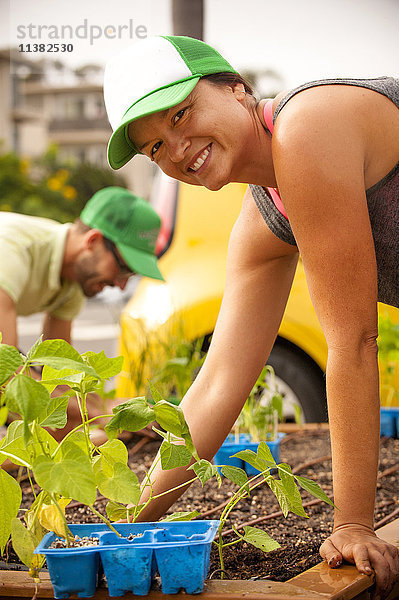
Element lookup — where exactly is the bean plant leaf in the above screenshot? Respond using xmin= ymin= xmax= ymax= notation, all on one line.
xmin=25 ymin=335 xmax=43 ymax=362
xmin=265 ymin=471 xmax=307 ymax=518
xmin=232 ymin=449 xmax=273 ymax=473
xmin=160 ymin=440 xmax=192 ymax=470
xmin=295 ymin=475 xmax=335 ymax=507
xmin=38 ymin=395 xmax=69 ymax=429
xmin=54 ymin=432 xmax=87 ymax=462
xmin=11 ymin=517 xmax=45 ymax=580
xmin=24 ymin=493 xmax=49 ymax=554
xmin=83 ymin=351 xmax=123 ymax=379
xmin=27 ymin=339 xmax=90 ymax=371
xmin=37 ymin=498 xmax=72 ymax=539
xmin=5 ymin=375 xmax=50 ymax=441
xmin=106 ymin=500 xmax=127 ymax=521
xmin=182 ymin=430 xmax=198 ymax=461
xmin=98 ymin=439 xmax=128 ymax=466
xmin=105 ymin=500 xmax=140 ymax=522
xmin=33 ymin=455 xmax=96 ymax=505
xmin=161 ymin=511 xmax=200 ymax=522
xmin=221 ymin=465 xmax=249 ymax=491
xmin=148 ymin=381 xmax=164 ymax=404
xmin=153 ymin=400 xmax=188 ymax=438
xmin=0 ymin=405 xmax=8 ymax=426
xmin=11 ymin=517 xmax=37 ymax=568
xmin=96 ymin=439 xmax=129 ymax=477
xmin=0 ymin=421 xmax=30 ymax=467
xmin=188 ymin=459 xmax=221 ymax=487
xmin=96 ymin=462 xmax=140 ymax=505
xmin=61 ymin=440 xmax=90 ymax=462
xmin=40 ymin=366 xmax=85 ymax=393
xmin=257 ymin=442 xmax=276 ymax=465
xmin=265 ymin=475 xmax=291 ymax=517
xmin=0 ymin=344 xmax=23 ymax=385
xmin=0 ymin=421 xmax=58 ymax=468
xmin=0 ymin=469 xmax=22 ymax=553
xmin=105 ymin=397 xmax=155 ymax=439
xmin=28 ymin=342 xmax=97 ymax=377
xmin=240 ymin=526 xmax=281 ymax=552
xmin=277 ymin=464 xmax=307 ymax=517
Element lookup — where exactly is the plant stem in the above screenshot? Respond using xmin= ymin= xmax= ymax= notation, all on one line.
xmin=150 ymin=476 xmax=198 ymax=501
xmin=0 ymin=450 xmax=31 ymax=468
xmin=218 ymin=529 xmax=225 ymax=579
xmin=215 ymin=469 xmax=272 ymax=576
xmin=27 ymin=469 xmax=37 ymax=500
xmin=218 ymin=538 xmax=242 ymax=549
xmin=78 ymin=391 xmax=91 ymax=456
xmin=89 ymin=505 xmax=122 ymax=537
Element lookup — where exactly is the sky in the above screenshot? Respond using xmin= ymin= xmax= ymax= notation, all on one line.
xmin=1 ymin=0 xmax=398 ymax=90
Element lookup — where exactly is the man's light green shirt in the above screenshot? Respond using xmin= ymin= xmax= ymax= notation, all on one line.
xmin=0 ymin=212 xmax=84 ymax=319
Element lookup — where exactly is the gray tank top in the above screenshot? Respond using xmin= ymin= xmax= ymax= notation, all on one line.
xmin=250 ymin=77 xmax=399 ymax=308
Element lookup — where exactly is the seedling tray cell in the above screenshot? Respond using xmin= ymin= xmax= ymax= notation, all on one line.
xmin=380 ymin=407 xmax=399 ymax=438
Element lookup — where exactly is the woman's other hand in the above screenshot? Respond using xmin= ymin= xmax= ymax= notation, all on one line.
xmin=320 ymin=523 xmax=399 ymax=599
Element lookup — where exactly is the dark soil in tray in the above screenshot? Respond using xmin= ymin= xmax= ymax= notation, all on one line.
xmin=2 ymin=429 xmax=398 ymax=583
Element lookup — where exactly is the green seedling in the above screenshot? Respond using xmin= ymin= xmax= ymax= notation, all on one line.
xmin=235 ymin=365 xmax=300 ymax=443
xmin=211 ymin=442 xmax=335 ymax=577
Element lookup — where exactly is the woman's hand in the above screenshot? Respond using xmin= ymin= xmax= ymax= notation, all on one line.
xmin=320 ymin=523 xmax=399 ymax=599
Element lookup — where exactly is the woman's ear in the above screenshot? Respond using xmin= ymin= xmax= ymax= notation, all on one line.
xmin=232 ymin=82 xmax=247 ymax=101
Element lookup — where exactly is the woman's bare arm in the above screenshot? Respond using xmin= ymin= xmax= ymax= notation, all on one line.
xmin=272 ymin=84 xmax=399 ymax=597
xmin=136 ymin=188 xmax=299 ymax=520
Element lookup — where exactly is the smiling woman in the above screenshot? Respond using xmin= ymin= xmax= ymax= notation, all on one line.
xmin=103 ymin=35 xmax=399 ymax=598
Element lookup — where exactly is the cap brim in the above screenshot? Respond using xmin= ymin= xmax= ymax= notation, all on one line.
xmin=117 ymin=242 xmax=165 ymax=281
xmin=107 ymin=77 xmax=200 ymax=170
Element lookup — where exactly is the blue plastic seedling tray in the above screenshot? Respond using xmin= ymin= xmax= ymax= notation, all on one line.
xmin=214 ymin=432 xmax=285 ymax=476
xmin=380 ymin=407 xmax=399 ymax=438
xmin=34 ymin=520 xmax=220 ymax=598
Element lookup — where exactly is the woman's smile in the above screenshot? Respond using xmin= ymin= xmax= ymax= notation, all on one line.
xmin=187 ymin=143 xmax=212 ymax=174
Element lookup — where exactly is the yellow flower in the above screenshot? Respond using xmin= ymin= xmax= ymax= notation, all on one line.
xmin=56 ymin=169 xmax=69 ymax=184
xmin=63 ymin=185 xmax=77 ymax=200
xmin=47 ymin=177 xmax=62 ymax=191
xmin=19 ymin=158 xmax=30 ymax=175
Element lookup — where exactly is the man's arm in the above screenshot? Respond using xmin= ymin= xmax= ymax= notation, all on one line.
xmin=42 ymin=314 xmax=72 ymax=343
xmin=0 ymin=287 xmax=18 ymax=347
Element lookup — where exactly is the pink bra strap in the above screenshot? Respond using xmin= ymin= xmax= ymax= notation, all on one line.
xmin=263 ymin=99 xmax=275 ymax=133
xmin=263 ymin=99 xmax=288 ymax=220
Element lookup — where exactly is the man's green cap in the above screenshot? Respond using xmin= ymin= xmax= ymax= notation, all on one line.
xmin=80 ymin=187 xmax=164 ymax=281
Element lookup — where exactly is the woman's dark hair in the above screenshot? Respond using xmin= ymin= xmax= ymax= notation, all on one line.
xmin=201 ymin=73 xmax=255 ymax=96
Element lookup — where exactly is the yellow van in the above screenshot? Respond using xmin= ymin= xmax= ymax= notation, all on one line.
xmin=117 ymin=173 xmax=399 ymax=421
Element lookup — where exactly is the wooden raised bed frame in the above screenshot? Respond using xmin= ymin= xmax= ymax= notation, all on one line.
xmin=1 ymin=518 xmax=398 ymax=600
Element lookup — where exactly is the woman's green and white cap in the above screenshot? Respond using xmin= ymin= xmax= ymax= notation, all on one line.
xmin=104 ymin=35 xmax=237 ymax=170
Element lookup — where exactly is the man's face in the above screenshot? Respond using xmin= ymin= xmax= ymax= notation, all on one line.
xmin=74 ymin=235 xmax=133 ymax=297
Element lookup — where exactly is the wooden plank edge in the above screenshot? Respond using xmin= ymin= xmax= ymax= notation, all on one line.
xmin=1 ymin=519 xmax=397 ymax=600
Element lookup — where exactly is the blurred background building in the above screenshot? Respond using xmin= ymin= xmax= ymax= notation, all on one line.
xmin=0 ymin=48 xmax=155 ymax=201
